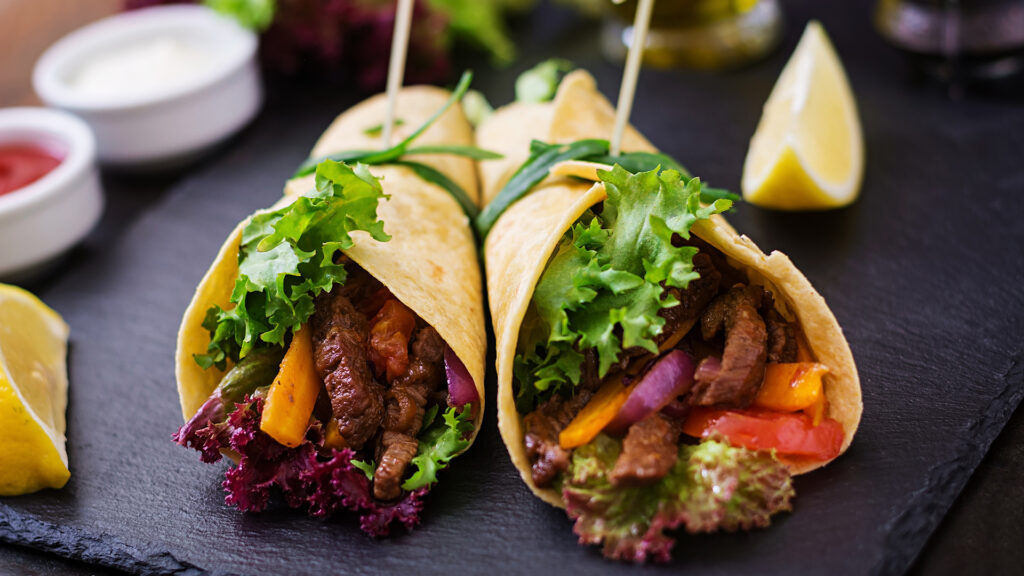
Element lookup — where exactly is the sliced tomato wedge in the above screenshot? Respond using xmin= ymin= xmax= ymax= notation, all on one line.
xmin=682 ymin=408 xmax=845 ymax=461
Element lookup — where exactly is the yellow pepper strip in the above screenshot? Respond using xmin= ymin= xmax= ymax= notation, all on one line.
xmin=260 ymin=326 xmax=321 ymax=448
xmin=559 ymin=376 xmax=635 ymax=450
xmin=807 ymin=392 xmax=828 ymax=426
xmin=753 ymin=362 xmax=829 ymax=413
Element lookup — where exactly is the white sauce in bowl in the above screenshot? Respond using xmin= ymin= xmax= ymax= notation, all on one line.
xmin=68 ymin=36 xmax=218 ymax=99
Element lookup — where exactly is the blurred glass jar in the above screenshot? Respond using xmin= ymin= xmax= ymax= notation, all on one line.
xmin=875 ymin=0 xmax=1024 ymax=80
xmin=601 ymin=0 xmax=783 ymax=69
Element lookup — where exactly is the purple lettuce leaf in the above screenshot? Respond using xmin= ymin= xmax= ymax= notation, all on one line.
xmin=563 ymin=434 xmax=794 ymax=563
xmin=175 ymin=394 xmax=431 ymax=537
xmin=172 ymin=392 xmax=231 ymax=463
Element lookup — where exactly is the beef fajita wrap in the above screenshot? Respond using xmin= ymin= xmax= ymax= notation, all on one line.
xmin=174 ymin=82 xmax=487 ymax=536
xmin=478 ymin=68 xmax=862 ymax=561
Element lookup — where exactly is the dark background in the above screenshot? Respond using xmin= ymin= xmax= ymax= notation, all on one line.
xmin=2 ymin=1 xmax=1023 ymax=574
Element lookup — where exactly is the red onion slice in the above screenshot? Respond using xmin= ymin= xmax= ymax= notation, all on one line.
xmin=445 ymin=346 xmax=479 ymax=407
xmin=605 ymin=350 xmax=696 ymax=435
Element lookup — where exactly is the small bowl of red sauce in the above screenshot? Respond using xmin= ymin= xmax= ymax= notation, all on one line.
xmin=0 ymin=107 xmax=103 ymax=280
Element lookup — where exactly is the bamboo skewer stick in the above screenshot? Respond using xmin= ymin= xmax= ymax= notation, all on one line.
xmin=610 ymin=0 xmax=655 ymax=157
xmin=382 ymin=0 xmax=415 ymax=148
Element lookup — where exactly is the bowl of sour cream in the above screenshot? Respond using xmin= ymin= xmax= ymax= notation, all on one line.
xmin=33 ymin=5 xmax=261 ymax=168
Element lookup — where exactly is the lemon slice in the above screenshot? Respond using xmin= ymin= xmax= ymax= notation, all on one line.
xmin=742 ymin=21 xmax=864 ymax=210
xmin=0 ymin=284 xmax=70 ymax=496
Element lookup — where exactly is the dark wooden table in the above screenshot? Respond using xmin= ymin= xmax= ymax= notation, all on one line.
xmin=2 ymin=1 xmax=1022 ymax=574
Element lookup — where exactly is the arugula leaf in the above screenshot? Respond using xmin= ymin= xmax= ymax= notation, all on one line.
xmin=515 ymin=59 xmax=575 ymax=103
xmin=289 ymin=72 xmax=496 ymax=223
xmin=404 ymin=145 xmax=503 ymax=160
xmin=393 ymin=161 xmax=480 ymax=220
xmin=563 ymin=435 xmax=794 ymax=563
xmin=476 ymin=139 xmax=610 ymax=238
xmin=195 ymin=160 xmax=390 ymax=369
xmin=476 ymin=142 xmax=739 ymax=240
xmin=293 ymin=71 xmax=476 ymax=179
xmin=203 ymin=0 xmax=275 ymax=31
xmin=513 ymin=167 xmax=731 ymax=409
xmin=402 ymin=406 xmax=474 ymax=491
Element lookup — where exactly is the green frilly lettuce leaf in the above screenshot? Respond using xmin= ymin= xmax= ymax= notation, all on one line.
xmin=513 ymin=166 xmax=731 ymax=411
xmin=195 ymin=160 xmax=389 ymax=369
xmin=402 ymin=406 xmax=475 ymax=491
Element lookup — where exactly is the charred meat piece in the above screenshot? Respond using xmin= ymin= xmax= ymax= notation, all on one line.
xmin=523 ymin=352 xmax=601 ymax=487
xmin=373 ymin=326 xmax=446 ymax=498
xmin=658 ymin=252 xmax=722 ymax=348
xmin=690 ymin=284 xmax=768 ymax=407
xmin=678 ymin=235 xmax=747 ymax=289
xmin=382 ymin=326 xmax=446 ymax=436
xmin=310 ymin=288 xmax=385 ymax=450
xmin=764 ymin=308 xmax=798 ymax=363
xmin=373 ymin=431 xmax=420 ymax=500
xmin=610 ymin=412 xmax=681 ymax=487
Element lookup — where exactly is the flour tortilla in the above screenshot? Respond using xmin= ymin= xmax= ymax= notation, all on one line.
xmin=479 ymin=70 xmax=861 ymax=508
xmin=176 ymin=86 xmax=486 ymax=448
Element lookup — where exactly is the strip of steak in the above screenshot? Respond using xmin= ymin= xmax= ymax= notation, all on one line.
xmin=373 ymin=431 xmax=420 ymax=501
xmin=764 ymin=308 xmax=798 ymax=363
xmin=373 ymin=326 xmax=446 ymax=500
xmin=523 ymin=350 xmax=600 ymax=487
xmin=610 ymin=412 xmax=681 ymax=487
xmin=310 ymin=288 xmax=384 ymax=451
xmin=690 ymin=284 xmax=768 ymax=407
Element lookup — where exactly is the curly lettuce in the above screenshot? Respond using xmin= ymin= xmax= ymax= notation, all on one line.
xmin=195 ymin=160 xmax=390 ymax=370
xmin=514 ymin=166 xmax=731 ymax=411
xmin=403 ymin=405 xmax=475 ymax=490
xmin=174 ymin=395 xmax=427 ymax=537
xmin=563 ymin=435 xmax=794 ymax=563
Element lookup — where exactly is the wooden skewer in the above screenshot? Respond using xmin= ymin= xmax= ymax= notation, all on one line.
xmin=382 ymin=0 xmax=415 ymax=148
xmin=610 ymin=0 xmax=655 ymax=157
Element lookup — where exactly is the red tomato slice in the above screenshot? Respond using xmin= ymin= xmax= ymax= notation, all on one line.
xmin=682 ymin=408 xmax=844 ymax=461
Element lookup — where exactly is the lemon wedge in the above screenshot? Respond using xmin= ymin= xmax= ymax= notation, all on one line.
xmin=741 ymin=21 xmax=864 ymax=210
xmin=0 ymin=283 xmax=70 ymax=496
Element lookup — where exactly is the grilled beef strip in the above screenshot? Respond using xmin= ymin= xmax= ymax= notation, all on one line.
xmin=373 ymin=326 xmax=447 ymax=500
xmin=689 ymin=284 xmax=768 ymax=407
xmin=310 ymin=288 xmax=385 ymax=451
xmin=523 ymin=350 xmax=601 ymax=487
xmin=610 ymin=411 xmax=682 ymax=487
xmin=764 ymin=308 xmax=798 ymax=363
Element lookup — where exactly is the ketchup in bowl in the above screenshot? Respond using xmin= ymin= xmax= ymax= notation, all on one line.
xmin=0 ymin=143 xmax=63 ymax=197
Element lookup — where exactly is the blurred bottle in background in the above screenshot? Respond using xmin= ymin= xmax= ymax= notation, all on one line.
xmin=875 ymin=0 xmax=1024 ymax=83
xmin=601 ymin=0 xmax=783 ymax=69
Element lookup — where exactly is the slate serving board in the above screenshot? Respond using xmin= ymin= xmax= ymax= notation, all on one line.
xmin=2 ymin=1 xmax=1022 ymax=575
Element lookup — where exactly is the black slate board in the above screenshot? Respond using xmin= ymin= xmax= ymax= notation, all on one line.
xmin=2 ymin=1 xmax=1023 ymax=575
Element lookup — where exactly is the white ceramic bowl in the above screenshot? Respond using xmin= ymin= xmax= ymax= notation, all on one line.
xmin=33 ymin=5 xmax=262 ymax=168
xmin=0 ymin=108 xmax=103 ymax=280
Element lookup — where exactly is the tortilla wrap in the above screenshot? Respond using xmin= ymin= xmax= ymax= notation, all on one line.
xmin=176 ymin=85 xmax=487 ymax=447
xmin=479 ymin=70 xmax=861 ymax=507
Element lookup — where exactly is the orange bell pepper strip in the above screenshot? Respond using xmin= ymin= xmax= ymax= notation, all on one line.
xmin=260 ymin=326 xmax=321 ymax=448
xmin=559 ymin=376 xmax=635 ymax=450
xmin=323 ymin=419 xmax=348 ymax=451
xmin=753 ymin=362 xmax=829 ymax=413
